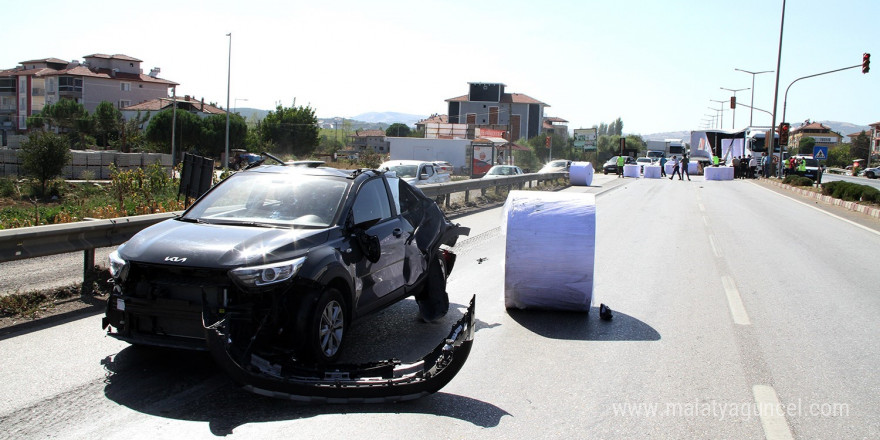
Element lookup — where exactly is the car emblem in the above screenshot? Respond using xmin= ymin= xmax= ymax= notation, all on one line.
xmin=165 ymin=256 xmax=188 ymax=263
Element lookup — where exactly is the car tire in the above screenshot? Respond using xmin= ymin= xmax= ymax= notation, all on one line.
xmin=867 ymin=171 xmax=876 ymax=179
xmin=416 ymin=254 xmax=449 ymax=322
xmin=301 ymin=287 xmax=347 ymax=364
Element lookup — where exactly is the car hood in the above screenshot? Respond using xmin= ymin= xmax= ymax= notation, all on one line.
xmin=118 ymin=218 xmax=331 ymax=268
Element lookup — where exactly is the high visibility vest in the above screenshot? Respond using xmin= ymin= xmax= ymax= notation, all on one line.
xmin=617 ymin=156 xmax=625 ymax=166
xmin=798 ymin=161 xmax=806 ymax=172
xmin=713 ymin=156 xmax=719 ymax=165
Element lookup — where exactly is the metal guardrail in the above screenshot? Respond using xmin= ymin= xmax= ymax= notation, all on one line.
xmin=0 ymin=172 xmax=567 ymax=288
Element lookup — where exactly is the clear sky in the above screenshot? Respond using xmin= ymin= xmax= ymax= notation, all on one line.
xmin=4 ymin=0 xmax=878 ymax=135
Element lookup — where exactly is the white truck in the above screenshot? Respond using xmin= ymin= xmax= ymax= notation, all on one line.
xmin=646 ymin=139 xmax=685 ymax=161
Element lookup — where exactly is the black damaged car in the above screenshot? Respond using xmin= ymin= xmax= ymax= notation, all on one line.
xmin=103 ymin=162 xmax=472 ymax=401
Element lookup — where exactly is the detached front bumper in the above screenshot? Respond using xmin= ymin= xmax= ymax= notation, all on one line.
xmin=203 ymin=295 xmax=475 ymax=403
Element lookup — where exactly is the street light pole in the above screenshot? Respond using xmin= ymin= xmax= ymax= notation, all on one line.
xmin=734 ymin=68 xmax=773 ymax=127
xmin=709 ymin=101 xmax=727 ymax=129
xmin=224 ymin=32 xmax=232 ymax=170
xmin=720 ymin=87 xmax=749 ymax=129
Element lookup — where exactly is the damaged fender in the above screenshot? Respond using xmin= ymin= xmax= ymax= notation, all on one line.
xmin=203 ymin=295 xmax=475 ymax=403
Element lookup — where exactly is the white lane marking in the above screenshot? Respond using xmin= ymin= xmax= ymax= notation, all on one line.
xmin=753 ymin=385 xmax=795 ymax=440
xmin=708 ymin=235 xmax=722 ymax=257
xmin=722 ymin=276 xmax=750 ymax=325
xmin=698 ymin=203 xmax=706 ymax=212
xmin=702 ymin=216 xmax=709 ymax=227
xmin=752 ymin=182 xmax=880 ymax=237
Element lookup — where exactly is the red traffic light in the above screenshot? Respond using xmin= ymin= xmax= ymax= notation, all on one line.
xmin=863 ymin=53 xmax=871 ymax=74
xmin=779 ymin=122 xmax=790 ymax=145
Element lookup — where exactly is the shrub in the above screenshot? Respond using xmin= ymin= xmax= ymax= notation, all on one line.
xmin=783 ymin=175 xmax=813 ymax=186
xmin=860 ymin=186 xmax=880 ymax=203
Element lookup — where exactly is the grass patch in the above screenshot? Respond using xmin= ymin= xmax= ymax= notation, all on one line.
xmin=0 ymin=268 xmax=112 ymax=319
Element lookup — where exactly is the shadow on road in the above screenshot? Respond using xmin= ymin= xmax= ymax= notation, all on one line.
xmin=100 ymin=298 xmax=508 ymax=436
xmin=507 ymin=306 xmax=660 ymax=341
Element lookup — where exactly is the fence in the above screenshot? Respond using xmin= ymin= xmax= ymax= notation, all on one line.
xmin=0 ymin=149 xmax=173 ymax=179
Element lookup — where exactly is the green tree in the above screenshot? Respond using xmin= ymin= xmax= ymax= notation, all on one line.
xmin=94 ymin=101 xmax=122 ymax=148
xmin=199 ymin=113 xmax=247 ymax=157
xmin=797 ymin=136 xmax=816 ymax=155
xmin=145 ymin=109 xmax=202 ymax=154
xmin=20 ymin=131 xmax=72 ymax=195
xmin=39 ymin=99 xmax=89 ymax=133
xmin=256 ymin=105 xmax=319 ymax=157
xmin=385 ymin=123 xmax=411 ymax=137
xmin=852 ymin=131 xmax=870 ymax=162
xmin=826 ymin=143 xmax=850 ymax=168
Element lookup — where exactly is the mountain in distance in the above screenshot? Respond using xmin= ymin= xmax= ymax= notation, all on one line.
xmin=234 ymin=108 xmax=270 ymax=121
xmin=350 ymin=112 xmax=428 ymax=126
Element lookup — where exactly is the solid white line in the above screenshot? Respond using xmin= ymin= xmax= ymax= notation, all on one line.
xmin=752 ymin=182 xmax=880 ymax=237
xmin=702 ymin=216 xmax=709 ymax=227
xmin=722 ymin=275 xmax=750 ymax=325
xmin=698 ymin=203 xmax=706 ymax=212
xmin=708 ymin=235 xmax=721 ymax=257
xmin=753 ymin=385 xmax=795 ymax=440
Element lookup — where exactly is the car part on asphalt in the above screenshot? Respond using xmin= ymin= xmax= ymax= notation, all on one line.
xmin=203 ymin=295 xmax=476 ymax=403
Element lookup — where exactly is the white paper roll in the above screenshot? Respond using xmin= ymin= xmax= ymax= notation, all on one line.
xmin=502 ymin=191 xmax=595 ymax=311
xmin=643 ymin=165 xmax=661 ymax=179
xmin=569 ymin=161 xmax=594 ymax=186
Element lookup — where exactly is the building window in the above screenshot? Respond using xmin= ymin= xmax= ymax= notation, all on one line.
xmin=1 ymin=96 xmax=14 ymax=110
xmin=59 ymin=76 xmax=83 ymax=92
xmin=121 ymin=82 xmax=131 ymax=92
xmin=0 ymin=78 xmax=15 ymax=93
xmin=118 ymin=100 xmax=131 ymax=109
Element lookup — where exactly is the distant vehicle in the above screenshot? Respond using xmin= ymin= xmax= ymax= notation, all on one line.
xmin=482 ymin=165 xmax=524 ymax=179
xmin=791 ymin=155 xmax=821 ymax=180
xmin=434 ymin=161 xmax=454 ymax=174
xmin=537 ymin=160 xmax=571 ymax=174
xmin=862 ymin=166 xmax=878 ymax=179
xmin=635 ymin=157 xmax=653 ymax=174
xmin=646 ymin=139 xmax=685 ymax=161
xmin=229 ymin=152 xmax=261 ymax=170
xmin=603 ymin=156 xmax=636 ymax=174
xmin=379 ymin=160 xmax=451 ymax=186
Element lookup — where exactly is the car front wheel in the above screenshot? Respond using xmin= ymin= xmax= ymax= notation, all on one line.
xmin=301 ymin=287 xmax=347 ymax=364
xmin=867 ymin=171 xmax=876 ymax=179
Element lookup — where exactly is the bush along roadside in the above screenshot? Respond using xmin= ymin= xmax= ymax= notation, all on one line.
xmin=820 ymin=180 xmax=880 ymax=204
xmin=782 ymin=175 xmax=814 ymax=187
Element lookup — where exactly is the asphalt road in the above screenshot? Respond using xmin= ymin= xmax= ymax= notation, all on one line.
xmin=1 ymin=173 xmax=878 ymax=439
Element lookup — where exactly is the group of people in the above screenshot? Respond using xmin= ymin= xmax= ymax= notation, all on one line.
xmin=668 ymin=154 xmax=690 ymax=181
xmin=730 ymin=155 xmax=759 ymax=179
xmin=783 ymin=156 xmax=809 ymax=177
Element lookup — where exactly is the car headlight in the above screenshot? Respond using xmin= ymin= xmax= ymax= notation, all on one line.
xmin=229 ymin=257 xmax=306 ymax=289
xmin=108 ymin=250 xmax=128 ymax=280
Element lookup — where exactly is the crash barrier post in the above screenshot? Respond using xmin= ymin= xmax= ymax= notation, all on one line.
xmin=417 ymin=172 xmax=568 ymax=208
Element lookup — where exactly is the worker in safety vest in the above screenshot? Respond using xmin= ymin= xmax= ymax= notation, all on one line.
xmin=617 ymin=155 xmax=625 ymax=178
xmin=798 ymin=158 xmax=807 ymax=175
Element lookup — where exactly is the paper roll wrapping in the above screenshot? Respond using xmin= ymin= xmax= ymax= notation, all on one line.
xmin=643 ymin=165 xmax=661 ymax=178
xmin=623 ymin=164 xmax=640 ymax=178
xmin=705 ymin=166 xmax=734 ymax=180
xmin=569 ymin=161 xmax=594 ymax=186
xmin=502 ymin=191 xmax=595 ymax=311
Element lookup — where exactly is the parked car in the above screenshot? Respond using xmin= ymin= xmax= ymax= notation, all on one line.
xmin=434 ymin=161 xmax=454 ymax=175
xmin=603 ymin=156 xmax=636 ymax=174
xmin=863 ymin=166 xmax=879 ymax=179
xmin=379 ymin=160 xmax=451 ymax=186
xmin=537 ymin=160 xmax=571 ymax=174
xmin=791 ymin=155 xmax=821 ymax=180
xmin=229 ymin=152 xmax=262 ymax=170
xmin=482 ymin=165 xmax=524 ymax=179
xmin=103 ymin=163 xmax=470 ymax=367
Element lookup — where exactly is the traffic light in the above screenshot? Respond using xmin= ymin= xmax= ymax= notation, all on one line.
xmin=863 ymin=53 xmax=871 ymax=74
xmin=730 ymin=96 xmax=736 ymax=109
xmin=779 ymin=122 xmax=790 ymax=145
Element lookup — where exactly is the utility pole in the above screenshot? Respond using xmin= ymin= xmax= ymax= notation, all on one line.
xmin=224 ymin=32 xmax=232 ymax=170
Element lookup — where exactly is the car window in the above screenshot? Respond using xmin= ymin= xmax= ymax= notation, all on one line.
xmin=352 ymin=178 xmax=393 ymax=225
xmin=421 ymin=165 xmax=435 ymax=177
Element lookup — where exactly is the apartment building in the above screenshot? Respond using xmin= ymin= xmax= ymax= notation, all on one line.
xmin=0 ymin=53 xmax=177 ymax=133
xmin=445 ymin=82 xmax=549 ymax=141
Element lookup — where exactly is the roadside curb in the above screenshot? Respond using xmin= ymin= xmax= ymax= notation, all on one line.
xmin=761 ymin=178 xmax=880 ymax=219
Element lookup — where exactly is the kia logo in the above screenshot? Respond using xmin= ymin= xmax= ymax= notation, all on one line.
xmin=165 ymin=256 xmax=188 ymax=263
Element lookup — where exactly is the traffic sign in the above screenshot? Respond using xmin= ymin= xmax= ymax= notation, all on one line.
xmin=813 ymin=146 xmax=828 ymax=160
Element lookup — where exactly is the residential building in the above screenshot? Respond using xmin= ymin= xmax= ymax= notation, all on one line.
xmin=349 ymin=129 xmax=389 ymax=154
xmin=0 ymin=54 xmax=177 ymax=132
xmin=788 ymin=121 xmax=842 ymax=149
xmin=121 ymin=95 xmax=227 ymax=127
xmin=543 ymin=116 xmax=569 ymax=139
xmin=445 ymin=82 xmax=549 ymax=141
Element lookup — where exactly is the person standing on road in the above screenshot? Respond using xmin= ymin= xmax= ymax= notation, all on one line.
xmin=617 ymin=155 xmax=625 ymax=178
xmin=762 ymin=153 xmax=771 ymax=177
xmin=732 ymin=156 xmax=740 ymax=179
xmin=681 ymin=153 xmax=691 ymax=181
xmin=749 ymin=155 xmax=757 ymax=178
xmin=669 ymin=155 xmax=681 ymax=180
xmin=660 ymin=156 xmax=667 ymax=177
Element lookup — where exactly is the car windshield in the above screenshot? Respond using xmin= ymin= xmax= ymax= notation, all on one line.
xmin=182 ymin=172 xmax=348 ymax=228
xmin=804 ymin=158 xmax=819 ymax=167
xmin=386 ymin=165 xmax=419 ymax=178
xmin=488 ymin=166 xmax=515 ymax=175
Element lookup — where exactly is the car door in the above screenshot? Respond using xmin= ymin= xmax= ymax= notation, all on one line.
xmin=350 ymin=177 xmax=407 ymax=312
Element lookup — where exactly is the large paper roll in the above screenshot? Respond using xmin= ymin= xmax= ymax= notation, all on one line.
xmin=643 ymin=165 xmax=661 ymax=179
xmin=705 ymin=166 xmax=734 ymax=180
xmin=501 ymin=191 xmax=595 ymax=311
xmin=569 ymin=161 xmax=594 ymax=186
xmin=623 ymin=164 xmax=640 ymax=178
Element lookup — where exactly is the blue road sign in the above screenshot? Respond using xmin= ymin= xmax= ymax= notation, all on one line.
xmin=813 ymin=146 xmax=828 ymax=160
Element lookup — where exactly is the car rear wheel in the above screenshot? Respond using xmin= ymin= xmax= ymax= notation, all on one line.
xmin=867 ymin=171 xmax=876 ymax=179
xmin=301 ymin=287 xmax=347 ymax=364
xmin=416 ymin=254 xmax=449 ymax=322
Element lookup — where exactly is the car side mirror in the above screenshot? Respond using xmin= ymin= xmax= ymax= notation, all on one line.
xmin=351 ymin=217 xmax=382 ymax=263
